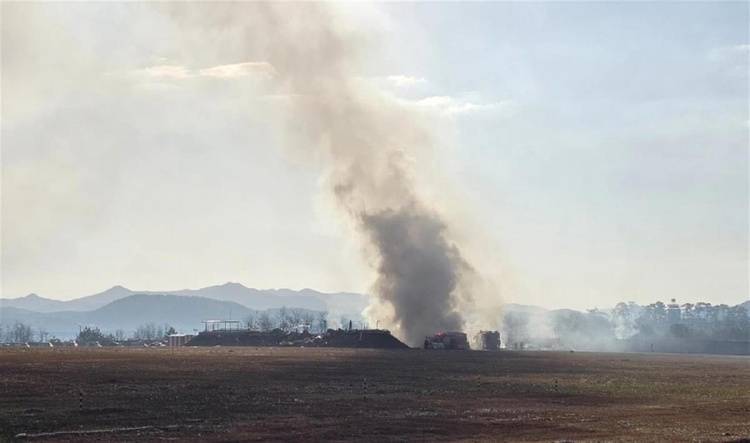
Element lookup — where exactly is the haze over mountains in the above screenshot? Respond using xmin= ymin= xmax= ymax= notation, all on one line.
xmin=2 ymin=283 xmax=366 ymax=313
xmin=2 ymin=282 xmax=747 ymax=343
xmin=0 ymin=283 xmax=368 ymax=339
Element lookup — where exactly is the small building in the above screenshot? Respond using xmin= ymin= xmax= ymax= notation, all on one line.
xmin=168 ymin=334 xmax=193 ymax=347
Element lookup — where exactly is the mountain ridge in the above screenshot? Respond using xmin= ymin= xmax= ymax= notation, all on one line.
xmin=0 ymin=283 xmax=369 ymax=338
xmin=0 ymin=294 xmax=258 ymax=338
xmin=1 ymin=283 xmax=367 ymax=314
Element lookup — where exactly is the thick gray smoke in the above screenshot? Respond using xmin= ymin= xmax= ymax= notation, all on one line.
xmin=165 ymin=3 xmax=494 ymax=346
xmin=262 ymin=6 xmax=483 ymax=345
xmin=362 ymin=206 xmax=470 ymax=345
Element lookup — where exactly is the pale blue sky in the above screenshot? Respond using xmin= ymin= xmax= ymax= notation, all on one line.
xmin=374 ymin=2 xmax=749 ymax=309
xmin=2 ymin=2 xmax=747 ymax=310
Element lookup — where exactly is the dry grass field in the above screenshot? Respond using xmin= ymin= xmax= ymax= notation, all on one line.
xmin=1 ymin=347 xmax=748 ymax=442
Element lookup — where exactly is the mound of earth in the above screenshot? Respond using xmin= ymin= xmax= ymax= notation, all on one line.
xmin=187 ymin=329 xmax=409 ymax=349
xmin=322 ymin=329 xmax=410 ymax=349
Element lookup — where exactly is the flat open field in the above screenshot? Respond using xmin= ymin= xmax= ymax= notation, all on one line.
xmin=1 ymin=348 xmax=748 ymax=442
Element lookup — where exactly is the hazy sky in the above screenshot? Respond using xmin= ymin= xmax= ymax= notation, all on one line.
xmin=2 ymin=2 xmax=747 ymax=310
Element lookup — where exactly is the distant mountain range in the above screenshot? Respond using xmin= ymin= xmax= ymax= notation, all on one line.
xmin=0 ymin=283 xmax=368 ymax=339
xmin=1 ymin=295 xmax=253 ymax=338
xmin=2 ymin=283 xmax=747 ymax=341
xmin=1 ymin=283 xmax=366 ymax=313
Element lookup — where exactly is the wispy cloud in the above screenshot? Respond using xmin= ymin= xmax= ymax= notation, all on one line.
xmin=403 ymin=95 xmax=514 ymax=116
xmin=138 ymin=65 xmax=192 ymax=79
xmin=198 ymin=62 xmax=276 ymax=79
xmin=133 ymin=61 xmax=275 ymax=80
xmin=386 ymin=75 xmax=427 ymax=87
xmin=708 ymin=43 xmax=750 ymax=62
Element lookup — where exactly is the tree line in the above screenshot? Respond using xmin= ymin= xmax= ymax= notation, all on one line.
xmin=612 ymin=300 xmax=749 ymax=341
xmin=0 ymin=322 xmax=178 ymax=344
xmin=242 ymin=307 xmax=368 ymax=333
xmin=0 ymin=307 xmax=354 ymax=343
xmin=502 ymin=300 xmax=749 ymax=350
xmin=244 ymin=307 xmax=331 ymax=333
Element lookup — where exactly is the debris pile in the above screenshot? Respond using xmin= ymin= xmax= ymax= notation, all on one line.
xmin=187 ymin=329 xmax=409 ymax=349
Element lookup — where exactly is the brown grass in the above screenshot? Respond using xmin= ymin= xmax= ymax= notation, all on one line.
xmin=1 ymin=347 xmax=748 ymax=441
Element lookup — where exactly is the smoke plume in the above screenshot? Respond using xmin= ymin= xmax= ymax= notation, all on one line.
xmin=166 ymin=3 xmax=497 ymax=346
xmin=362 ymin=206 xmax=470 ymax=345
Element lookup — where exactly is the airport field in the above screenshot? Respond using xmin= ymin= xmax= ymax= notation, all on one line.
xmin=0 ymin=347 xmax=748 ymax=442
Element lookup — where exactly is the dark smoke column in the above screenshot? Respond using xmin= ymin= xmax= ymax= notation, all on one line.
xmin=363 ymin=206 xmax=468 ymax=346
xmin=254 ymin=4 xmax=481 ymax=346
xmin=160 ymin=3 xmax=496 ymax=346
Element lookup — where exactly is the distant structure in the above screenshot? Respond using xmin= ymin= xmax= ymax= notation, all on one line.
xmin=168 ymin=334 xmax=193 ymax=347
xmin=201 ymin=320 xmax=241 ymax=332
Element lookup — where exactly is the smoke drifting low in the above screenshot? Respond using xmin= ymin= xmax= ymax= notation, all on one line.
xmin=168 ymin=3 xmax=498 ymax=345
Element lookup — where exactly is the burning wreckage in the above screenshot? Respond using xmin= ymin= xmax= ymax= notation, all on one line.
xmin=187 ymin=320 xmax=500 ymax=351
xmin=423 ymin=331 xmax=501 ymax=351
xmin=424 ymin=331 xmax=470 ymax=350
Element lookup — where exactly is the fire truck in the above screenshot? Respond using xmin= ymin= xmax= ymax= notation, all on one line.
xmin=423 ymin=331 xmax=469 ymax=350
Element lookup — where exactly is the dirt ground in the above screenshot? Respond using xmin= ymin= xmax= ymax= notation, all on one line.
xmin=0 ymin=347 xmax=748 ymax=442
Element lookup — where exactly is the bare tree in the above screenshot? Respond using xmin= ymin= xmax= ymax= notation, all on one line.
xmin=0 ymin=324 xmax=12 ymax=343
xmin=289 ymin=309 xmax=304 ymax=329
xmin=245 ymin=312 xmax=257 ymax=330
xmin=502 ymin=312 xmax=528 ymax=347
xmin=258 ymin=311 xmax=274 ymax=332
xmin=36 ymin=328 xmax=49 ymax=342
xmin=278 ymin=307 xmax=290 ymax=332
xmin=11 ymin=322 xmax=33 ymax=343
xmin=0 ymin=324 xmax=8 ymax=343
xmin=339 ymin=315 xmax=351 ymax=330
xmin=317 ymin=311 xmax=328 ymax=333
xmin=134 ymin=322 xmax=160 ymax=340
xmin=300 ymin=311 xmax=315 ymax=332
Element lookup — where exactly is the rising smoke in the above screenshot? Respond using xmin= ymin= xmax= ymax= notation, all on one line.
xmin=362 ymin=206 xmax=470 ymax=345
xmin=166 ymin=3 xmax=498 ymax=346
